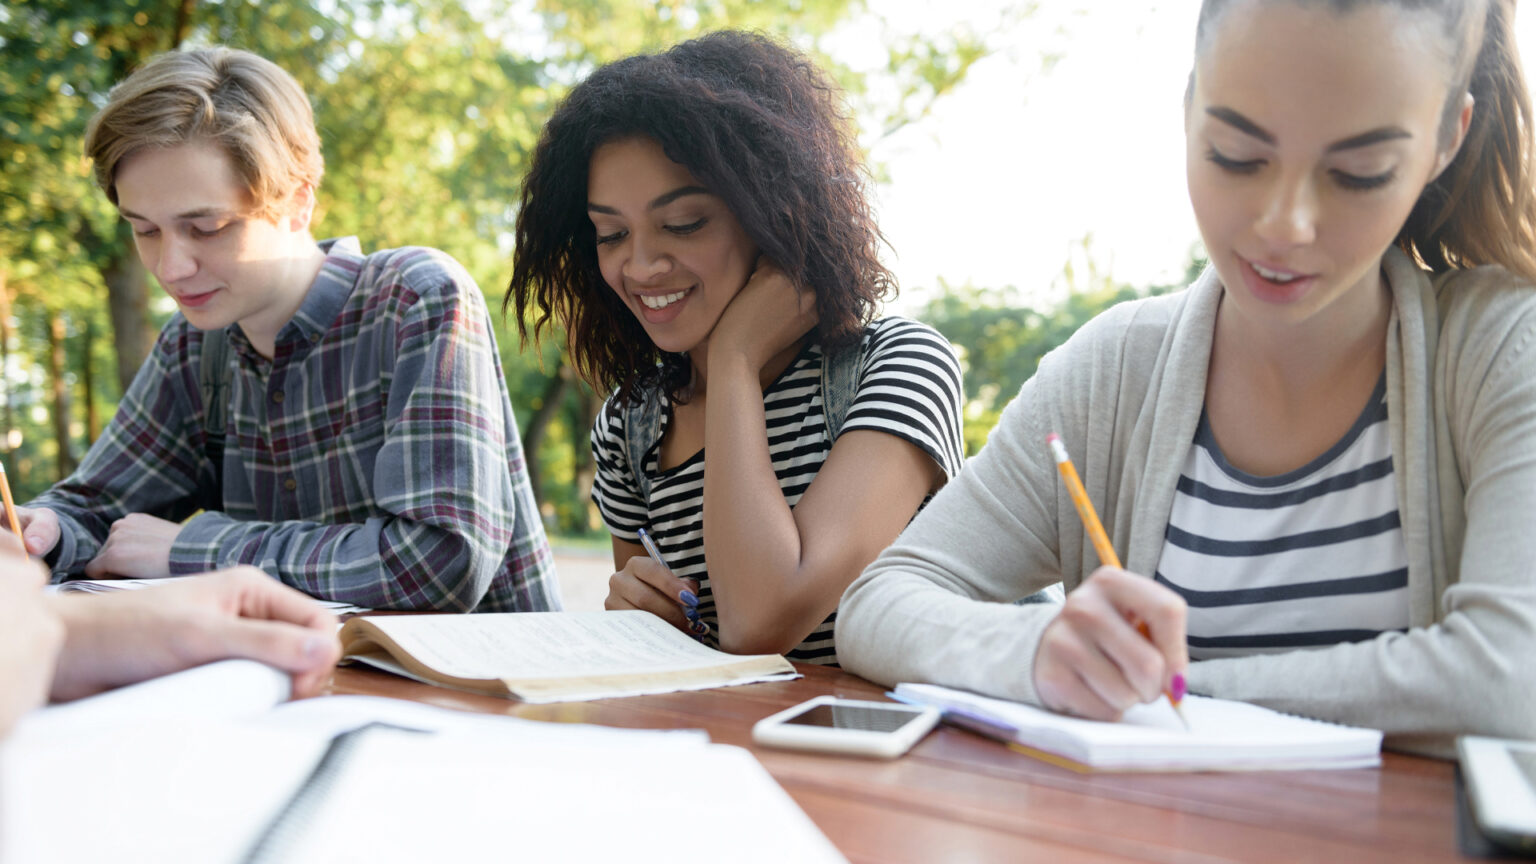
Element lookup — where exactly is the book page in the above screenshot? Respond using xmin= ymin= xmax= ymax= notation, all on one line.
xmin=356 ymin=611 xmax=788 ymax=680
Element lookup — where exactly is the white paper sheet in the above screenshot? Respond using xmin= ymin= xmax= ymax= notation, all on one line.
xmin=1 ymin=661 xmax=839 ymax=863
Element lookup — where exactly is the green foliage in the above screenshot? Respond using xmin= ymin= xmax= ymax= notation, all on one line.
xmin=0 ymin=0 xmax=1010 ymax=526
xmin=918 ymin=247 xmax=1206 ymax=455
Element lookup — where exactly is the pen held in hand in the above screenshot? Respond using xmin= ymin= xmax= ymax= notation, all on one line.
xmin=1046 ymin=433 xmax=1188 ymax=729
xmin=637 ymin=527 xmax=709 ymax=640
xmin=636 ymin=527 xmax=669 ymax=571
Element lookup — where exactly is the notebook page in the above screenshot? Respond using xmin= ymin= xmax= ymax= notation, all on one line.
xmin=0 ymin=722 xmax=329 ymax=864
xmin=49 ymin=577 xmax=371 ymax=614
xmin=11 ymin=659 xmax=291 ymax=741
xmin=894 ymin=683 xmax=1382 ymax=771
xmin=282 ymin=730 xmax=848 ymax=864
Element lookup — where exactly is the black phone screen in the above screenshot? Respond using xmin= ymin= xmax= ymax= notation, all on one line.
xmin=782 ymin=703 xmax=925 ymax=733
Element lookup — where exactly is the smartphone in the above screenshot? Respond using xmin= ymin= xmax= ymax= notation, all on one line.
xmin=1459 ymin=735 xmax=1536 ymax=853
xmin=751 ymin=695 xmax=941 ymax=759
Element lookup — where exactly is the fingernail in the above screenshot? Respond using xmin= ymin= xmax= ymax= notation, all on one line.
xmin=684 ymin=607 xmax=700 ymax=622
xmin=679 ymin=589 xmax=698 ymax=607
xmin=1170 ymin=673 xmax=1187 ymax=702
xmin=690 ymin=619 xmax=709 ymax=635
xmin=303 ymin=636 xmax=326 ymax=660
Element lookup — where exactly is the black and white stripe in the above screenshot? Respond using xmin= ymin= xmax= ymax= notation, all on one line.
xmin=591 ymin=317 xmax=964 ymax=664
xmin=1157 ymin=375 xmax=1409 ymax=660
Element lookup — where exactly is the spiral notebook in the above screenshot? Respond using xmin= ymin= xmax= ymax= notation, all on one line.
xmin=892 ymin=683 xmax=1382 ymax=772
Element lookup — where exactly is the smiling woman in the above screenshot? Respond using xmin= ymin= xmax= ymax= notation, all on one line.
xmin=584 ymin=136 xmax=760 ymax=355
xmin=837 ymin=0 xmax=1536 ymax=757
xmin=507 ymin=31 xmax=966 ymax=663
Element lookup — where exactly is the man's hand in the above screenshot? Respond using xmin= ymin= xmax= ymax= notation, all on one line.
xmin=0 ymin=532 xmax=64 ymax=736
xmin=83 ymin=513 xmax=182 ymax=579
xmin=14 ymin=506 xmax=62 ymax=558
xmin=47 ymin=567 xmax=342 ymax=701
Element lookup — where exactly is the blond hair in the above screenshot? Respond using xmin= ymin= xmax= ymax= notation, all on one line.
xmin=84 ymin=47 xmax=324 ymax=219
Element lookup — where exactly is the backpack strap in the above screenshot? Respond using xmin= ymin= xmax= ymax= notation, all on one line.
xmin=621 ymin=388 xmax=666 ymax=506
xmin=198 ymin=327 xmax=232 ymax=512
xmin=623 ymin=335 xmax=863 ymax=505
xmin=819 ymin=338 xmax=864 ymax=442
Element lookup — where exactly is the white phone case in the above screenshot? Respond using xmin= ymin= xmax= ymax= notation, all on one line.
xmin=1459 ymin=735 xmax=1536 ymax=852
xmin=751 ymin=695 xmax=941 ymax=759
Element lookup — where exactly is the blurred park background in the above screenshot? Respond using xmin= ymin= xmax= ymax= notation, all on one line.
xmin=1 ymin=0 xmax=1217 ymax=545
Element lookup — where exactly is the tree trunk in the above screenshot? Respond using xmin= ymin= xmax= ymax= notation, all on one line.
xmin=103 ymin=243 xmax=153 ymax=396
xmin=171 ymin=0 xmax=199 ymax=49
xmin=82 ymin=319 xmax=100 ymax=443
xmin=572 ymin=387 xmax=602 ymax=531
xmin=48 ymin=311 xmax=75 ymax=480
xmin=0 ymin=270 xmax=11 ymax=455
xmin=521 ymin=359 xmax=572 ymax=504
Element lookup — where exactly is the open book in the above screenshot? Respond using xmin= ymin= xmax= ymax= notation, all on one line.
xmin=339 ymin=610 xmax=798 ymax=702
xmin=893 ymin=682 xmax=1382 ymax=772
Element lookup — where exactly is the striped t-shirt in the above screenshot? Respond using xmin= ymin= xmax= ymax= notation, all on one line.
xmin=590 ymin=317 xmax=965 ymax=664
xmin=1156 ymin=374 xmax=1409 ymax=661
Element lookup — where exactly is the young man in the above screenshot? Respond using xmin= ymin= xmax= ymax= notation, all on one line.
xmin=18 ymin=47 xmax=558 ymax=612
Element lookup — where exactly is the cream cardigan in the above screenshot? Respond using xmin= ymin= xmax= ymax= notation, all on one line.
xmin=836 ymin=249 xmax=1536 ymax=756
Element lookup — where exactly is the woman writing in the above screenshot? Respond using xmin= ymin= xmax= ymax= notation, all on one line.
xmin=508 ymin=32 xmax=965 ymax=662
xmin=838 ymin=0 xmax=1536 ymax=754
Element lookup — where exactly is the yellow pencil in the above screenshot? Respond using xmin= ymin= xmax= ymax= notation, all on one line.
xmin=0 ymin=460 xmax=21 ymax=538
xmin=1046 ymin=433 xmax=1188 ymax=726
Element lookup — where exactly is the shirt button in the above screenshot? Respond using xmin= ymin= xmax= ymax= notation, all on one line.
xmin=284 ymin=478 xmax=297 ymax=491
xmin=310 ymin=333 xmax=321 ymax=343
xmin=272 ymin=391 xmax=285 ymax=403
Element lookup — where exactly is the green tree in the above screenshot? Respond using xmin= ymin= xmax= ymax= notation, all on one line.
xmin=919 ymin=244 xmax=1206 ymax=455
xmin=0 ymin=0 xmax=1004 ymax=523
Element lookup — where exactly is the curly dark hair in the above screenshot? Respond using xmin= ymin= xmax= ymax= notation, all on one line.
xmin=506 ymin=29 xmax=896 ymax=405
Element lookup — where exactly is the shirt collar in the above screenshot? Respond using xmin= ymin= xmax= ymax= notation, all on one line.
xmin=225 ymin=236 xmax=362 ymax=362
xmin=284 ymin=236 xmax=362 ymax=344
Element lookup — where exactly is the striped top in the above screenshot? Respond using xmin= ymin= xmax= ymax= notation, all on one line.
xmin=591 ymin=317 xmax=965 ymax=664
xmin=1156 ymin=374 xmax=1409 ymax=660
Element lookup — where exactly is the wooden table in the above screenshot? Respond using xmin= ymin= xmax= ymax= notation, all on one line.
xmin=326 ymin=663 xmax=1471 ymax=864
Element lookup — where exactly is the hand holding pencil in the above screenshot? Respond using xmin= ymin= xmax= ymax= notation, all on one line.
xmin=0 ymin=464 xmax=63 ymax=558
xmin=1033 ymin=433 xmax=1189 ymax=727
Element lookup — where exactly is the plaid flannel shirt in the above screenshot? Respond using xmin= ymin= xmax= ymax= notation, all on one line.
xmin=32 ymin=237 xmax=558 ymax=612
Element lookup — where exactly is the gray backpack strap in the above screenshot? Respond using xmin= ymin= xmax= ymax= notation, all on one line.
xmin=622 ymin=388 xmax=666 ymax=505
xmin=198 ymin=328 xmax=232 ymax=511
xmin=819 ymin=339 xmax=864 ymax=442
